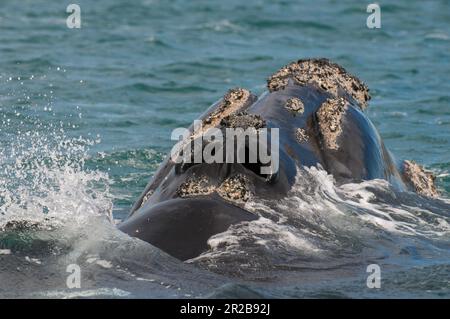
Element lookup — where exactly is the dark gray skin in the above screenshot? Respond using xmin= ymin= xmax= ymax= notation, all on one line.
xmin=119 ymin=198 xmax=257 ymax=260
xmin=119 ymin=59 xmax=435 ymax=261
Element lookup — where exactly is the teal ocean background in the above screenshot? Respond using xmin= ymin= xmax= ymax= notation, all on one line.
xmin=0 ymin=0 xmax=449 ymax=298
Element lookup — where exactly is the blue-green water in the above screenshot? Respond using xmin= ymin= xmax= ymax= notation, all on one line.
xmin=0 ymin=0 xmax=449 ymax=298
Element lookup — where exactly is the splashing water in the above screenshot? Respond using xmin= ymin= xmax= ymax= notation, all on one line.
xmin=0 ymin=74 xmax=223 ymax=299
xmin=0 ymin=126 xmax=113 ymax=228
xmin=0 ymin=70 xmax=113 ymax=229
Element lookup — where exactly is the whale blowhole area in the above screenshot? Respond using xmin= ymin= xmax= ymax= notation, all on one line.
xmin=267 ymin=58 xmax=370 ymax=109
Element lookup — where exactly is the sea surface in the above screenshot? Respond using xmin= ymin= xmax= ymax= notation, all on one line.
xmin=0 ymin=0 xmax=449 ymax=298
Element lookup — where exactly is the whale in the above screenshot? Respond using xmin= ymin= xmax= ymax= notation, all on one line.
xmin=118 ymin=58 xmax=438 ymax=261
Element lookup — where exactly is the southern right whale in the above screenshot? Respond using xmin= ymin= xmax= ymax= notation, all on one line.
xmin=119 ymin=58 xmax=438 ymax=261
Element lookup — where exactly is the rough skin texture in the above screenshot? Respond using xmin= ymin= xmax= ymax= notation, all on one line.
xmin=176 ymin=174 xmax=251 ymax=204
xmin=267 ymin=58 xmax=370 ymax=109
xmin=203 ymin=88 xmax=253 ymax=130
xmin=177 ymin=175 xmax=215 ymax=197
xmin=148 ymin=59 xmax=439 ymax=211
xmin=403 ymin=160 xmax=438 ymax=198
xmin=221 ymin=112 xmax=266 ymax=130
xmin=295 ymin=128 xmax=309 ymax=143
xmin=217 ymin=174 xmax=250 ymax=203
xmin=316 ymin=97 xmax=348 ymax=150
xmin=285 ymin=97 xmax=305 ymax=114
xmin=175 ymin=87 xmax=255 ymax=163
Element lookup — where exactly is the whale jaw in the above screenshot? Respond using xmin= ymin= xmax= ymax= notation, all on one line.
xmin=118 ymin=197 xmax=257 ymax=261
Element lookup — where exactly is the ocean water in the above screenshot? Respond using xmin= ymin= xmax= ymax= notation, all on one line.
xmin=0 ymin=0 xmax=449 ymax=298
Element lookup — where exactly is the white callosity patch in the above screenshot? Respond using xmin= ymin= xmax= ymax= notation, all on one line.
xmin=316 ymin=97 xmax=347 ymax=150
xmin=217 ymin=174 xmax=251 ymax=204
xmin=267 ymin=58 xmax=371 ymax=109
xmin=295 ymin=128 xmax=309 ymax=143
xmin=176 ymin=175 xmax=215 ymax=198
xmin=285 ymin=97 xmax=305 ymax=114
xmin=402 ymin=160 xmax=438 ymax=198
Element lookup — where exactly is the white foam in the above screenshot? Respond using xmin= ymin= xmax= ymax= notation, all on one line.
xmin=25 ymin=256 xmax=42 ymax=265
xmin=136 ymin=277 xmax=155 ymax=282
xmin=39 ymin=288 xmax=131 ymax=299
xmin=196 ymin=165 xmax=450 ymax=263
xmin=95 ymin=260 xmax=113 ymax=269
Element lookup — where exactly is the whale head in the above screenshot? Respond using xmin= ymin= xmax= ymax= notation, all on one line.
xmin=119 ymin=59 xmax=437 ymax=261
